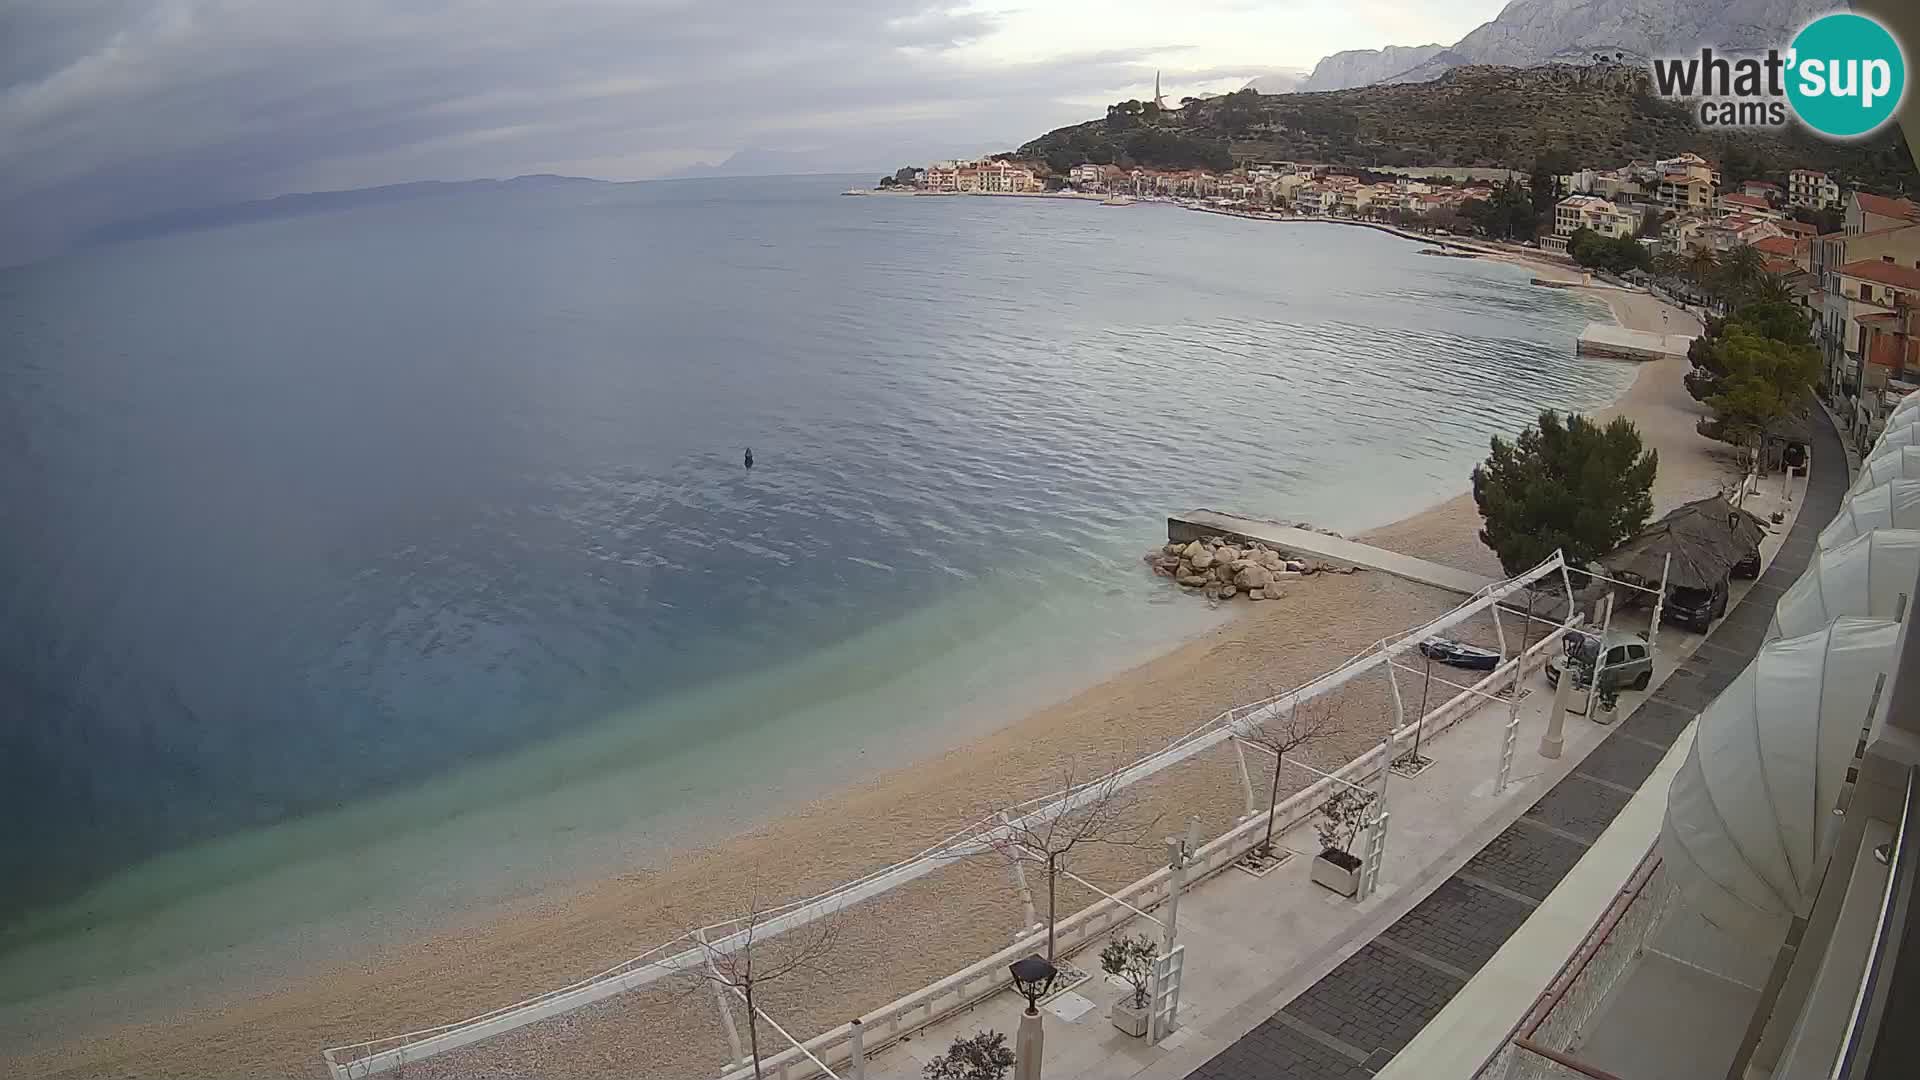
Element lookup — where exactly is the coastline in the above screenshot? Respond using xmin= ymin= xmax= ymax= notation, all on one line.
xmin=1 ymin=227 xmax=1720 ymax=1080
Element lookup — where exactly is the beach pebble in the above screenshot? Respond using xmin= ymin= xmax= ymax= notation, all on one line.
xmin=1249 ymin=589 xmax=1266 ymax=601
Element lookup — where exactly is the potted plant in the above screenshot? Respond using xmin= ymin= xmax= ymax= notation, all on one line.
xmin=1310 ymin=788 xmax=1377 ymax=897
xmin=1099 ymin=934 xmax=1158 ymax=1037
xmin=925 ymin=1030 xmax=1014 ymax=1080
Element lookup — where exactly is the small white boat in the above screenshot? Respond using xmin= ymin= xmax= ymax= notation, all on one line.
xmin=1101 ymin=195 xmax=1134 ymax=207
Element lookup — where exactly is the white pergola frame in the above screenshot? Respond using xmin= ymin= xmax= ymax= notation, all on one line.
xmin=322 ymin=551 xmax=1579 ymax=1080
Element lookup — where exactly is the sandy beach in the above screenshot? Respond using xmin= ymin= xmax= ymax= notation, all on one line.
xmin=1 ymin=249 xmax=1733 ymax=1080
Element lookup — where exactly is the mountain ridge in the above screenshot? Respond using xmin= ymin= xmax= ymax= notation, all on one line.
xmin=1301 ymin=0 xmax=1831 ymax=91
xmin=1013 ymin=63 xmax=1917 ymax=192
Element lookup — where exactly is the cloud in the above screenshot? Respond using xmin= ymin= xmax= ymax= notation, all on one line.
xmin=0 ymin=0 xmax=1510 ymax=263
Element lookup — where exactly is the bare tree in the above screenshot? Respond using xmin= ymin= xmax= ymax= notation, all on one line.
xmin=1236 ymin=692 xmax=1344 ymax=860
xmin=982 ymin=764 xmax=1162 ymax=964
xmin=677 ymin=894 xmax=841 ymax=1080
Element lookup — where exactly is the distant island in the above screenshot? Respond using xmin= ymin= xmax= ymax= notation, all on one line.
xmin=84 ymin=174 xmax=607 ymax=248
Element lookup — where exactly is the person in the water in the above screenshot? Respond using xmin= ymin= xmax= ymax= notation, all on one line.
xmin=744 ymin=447 xmax=754 ymax=469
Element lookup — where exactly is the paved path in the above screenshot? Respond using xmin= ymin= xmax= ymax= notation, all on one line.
xmin=1181 ymin=405 xmax=1847 ymax=1080
xmin=1168 ymin=511 xmax=1498 ymax=596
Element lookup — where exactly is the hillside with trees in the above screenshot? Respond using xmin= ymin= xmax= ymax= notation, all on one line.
xmin=1013 ymin=64 xmax=1917 ymax=192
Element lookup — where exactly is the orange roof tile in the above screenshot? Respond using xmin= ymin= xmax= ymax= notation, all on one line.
xmin=1720 ymin=193 xmax=1772 ymax=209
xmin=1857 ymin=193 xmax=1920 ymax=221
xmin=1836 ymin=259 xmax=1920 ymax=290
xmin=1754 ymin=236 xmax=1801 ymax=257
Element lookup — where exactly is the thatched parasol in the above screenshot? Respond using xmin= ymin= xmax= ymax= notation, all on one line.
xmin=1602 ymin=495 xmax=1766 ymax=591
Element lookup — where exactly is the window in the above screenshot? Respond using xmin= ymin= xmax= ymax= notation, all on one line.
xmin=1627 ymin=645 xmax=1647 ymax=661
xmin=1605 ymin=645 xmax=1628 ymax=665
xmin=1863 ymin=284 xmax=1875 ymax=303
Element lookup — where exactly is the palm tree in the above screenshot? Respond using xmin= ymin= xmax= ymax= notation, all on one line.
xmin=1685 ymin=248 xmax=1720 ymax=300
xmin=1716 ymin=244 xmax=1767 ymax=305
xmin=1748 ymin=272 xmax=1796 ymax=307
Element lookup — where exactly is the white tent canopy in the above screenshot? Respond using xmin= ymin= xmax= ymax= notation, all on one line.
xmin=1865 ymin=418 xmax=1920 ymax=457
xmin=1770 ymin=530 xmax=1920 ymax=639
xmin=1886 ymin=392 xmax=1920 ymax=428
xmin=1851 ymin=445 xmax=1920 ymax=495
xmin=1817 ymin=478 xmax=1920 ymax=550
xmin=1660 ymin=617 xmax=1901 ymax=940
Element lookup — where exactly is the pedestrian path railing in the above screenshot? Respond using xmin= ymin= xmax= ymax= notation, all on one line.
xmin=1478 ymin=851 xmax=1672 ymax=1080
xmin=323 ymin=552 xmax=1576 ymax=1079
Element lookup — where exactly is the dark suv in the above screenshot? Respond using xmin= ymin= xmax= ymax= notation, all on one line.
xmin=1664 ymin=578 xmax=1729 ymax=633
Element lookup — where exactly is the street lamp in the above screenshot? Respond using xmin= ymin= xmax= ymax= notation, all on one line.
xmin=1009 ymin=954 xmax=1058 ymax=1080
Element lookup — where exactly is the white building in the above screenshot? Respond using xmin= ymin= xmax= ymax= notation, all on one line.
xmin=1068 ymin=163 xmax=1106 ymax=190
xmin=1790 ymin=168 xmax=1842 ymax=209
xmin=1544 ymin=194 xmax=1637 ymax=252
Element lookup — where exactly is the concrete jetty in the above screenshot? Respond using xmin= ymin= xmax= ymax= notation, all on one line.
xmin=1576 ymin=321 xmax=1694 ymax=362
xmin=1167 ymin=509 xmax=1498 ymax=596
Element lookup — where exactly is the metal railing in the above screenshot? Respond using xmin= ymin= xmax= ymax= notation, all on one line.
xmin=1477 ymin=850 xmax=1671 ymax=1080
xmin=1832 ymin=764 xmax=1918 ymax=1079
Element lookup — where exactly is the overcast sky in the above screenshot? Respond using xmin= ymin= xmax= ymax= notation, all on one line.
xmin=0 ymin=1 xmax=1507 ymax=261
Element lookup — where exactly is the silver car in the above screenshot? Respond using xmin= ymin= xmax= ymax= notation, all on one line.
xmin=1545 ymin=629 xmax=1653 ymax=693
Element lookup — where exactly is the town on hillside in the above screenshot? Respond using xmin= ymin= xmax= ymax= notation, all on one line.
xmin=873 ymin=149 xmax=1920 ymax=463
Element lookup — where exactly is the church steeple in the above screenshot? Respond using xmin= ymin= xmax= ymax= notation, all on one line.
xmin=1154 ymin=70 xmax=1166 ymax=110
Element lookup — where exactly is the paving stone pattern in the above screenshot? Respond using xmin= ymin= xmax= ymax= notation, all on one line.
xmin=1462 ymin=825 xmax=1589 ymax=902
xmin=1280 ymin=942 xmax=1465 ymax=1060
xmin=1184 ymin=403 xmax=1847 ymax=1078
xmin=1382 ymin=878 xmax=1534 ymax=974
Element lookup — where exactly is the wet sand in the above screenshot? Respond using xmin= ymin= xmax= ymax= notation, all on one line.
xmin=2 ymin=279 xmax=1730 ymax=1080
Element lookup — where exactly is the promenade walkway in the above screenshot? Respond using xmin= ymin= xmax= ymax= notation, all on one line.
xmin=1176 ymin=404 xmax=1846 ymax=1080
xmin=1168 ymin=510 xmax=1498 ymax=596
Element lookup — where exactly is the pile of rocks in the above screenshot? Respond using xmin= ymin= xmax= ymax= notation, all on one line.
xmin=1145 ymin=536 xmax=1313 ymax=601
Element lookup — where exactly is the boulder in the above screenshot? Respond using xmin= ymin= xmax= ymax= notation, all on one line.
xmin=1213 ymin=564 xmax=1233 ymax=582
xmin=1218 ymin=545 xmax=1242 ymax=564
xmin=1249 ymin=589 xmax=1266 ymax=601
xmin=1178 ymin=574 xmax=1209 ymax=588
xmin=1215 ymin=583 xmax=1238 ymax=599
xmin=1235 ymin=564 xmax=1273 ymax=590
xmin=1188 ymin=544 xmax=1215 ymax=569
xmin=1259 ymin=550 xmax=1284 ymax=569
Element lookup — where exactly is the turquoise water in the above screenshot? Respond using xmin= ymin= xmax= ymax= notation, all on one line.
xmin=0 ymin=176 xmax=1627 ymax=1020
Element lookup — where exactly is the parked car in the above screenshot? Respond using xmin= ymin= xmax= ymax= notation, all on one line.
xmin=1664 ymin=577 xmax=1730 ymax=633
xmin=1731 ymin=547 xmax=1762 ymax=579
xmin=1546 ymin=629 xmax=1653 ymax=693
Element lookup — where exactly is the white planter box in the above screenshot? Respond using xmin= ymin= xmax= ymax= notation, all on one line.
xmin=1110 ymin=998 xmax=1150 ymax=1037
xmin=1311 ymin=851 xmax=1361 ymax=897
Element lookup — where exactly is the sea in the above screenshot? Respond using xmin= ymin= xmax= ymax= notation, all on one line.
xmin=0 ymin=174 xmax=1630 ymax=1024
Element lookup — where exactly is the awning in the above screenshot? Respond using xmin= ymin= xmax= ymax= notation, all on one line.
xmin=1770 ymin=529 xmax=1920 ymax=639
xmin=1889 ymin=393 xmax=1920 ymax=428
xmin=1869 ymin=418 xmax=1920 ymax=456
xmin=1853 ymin=445 xmax=1920 ymax=495
xmin=1660 ymin=617 xmax=1901 ymax=939
xmin=1818 ymin=478 xmax=1920 ymax=550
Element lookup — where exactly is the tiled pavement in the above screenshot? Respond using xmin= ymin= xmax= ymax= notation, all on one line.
xmin=1185 ymin=405 xmax=1848 ymax=1079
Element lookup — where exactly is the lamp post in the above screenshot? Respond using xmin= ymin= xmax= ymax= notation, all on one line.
xmin=1009 ymin=955 xmax=1058 ymax=1080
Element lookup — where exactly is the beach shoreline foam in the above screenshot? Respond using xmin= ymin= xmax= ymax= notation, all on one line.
xmin=0 ymin=223 xmax=1726 ymax=1080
